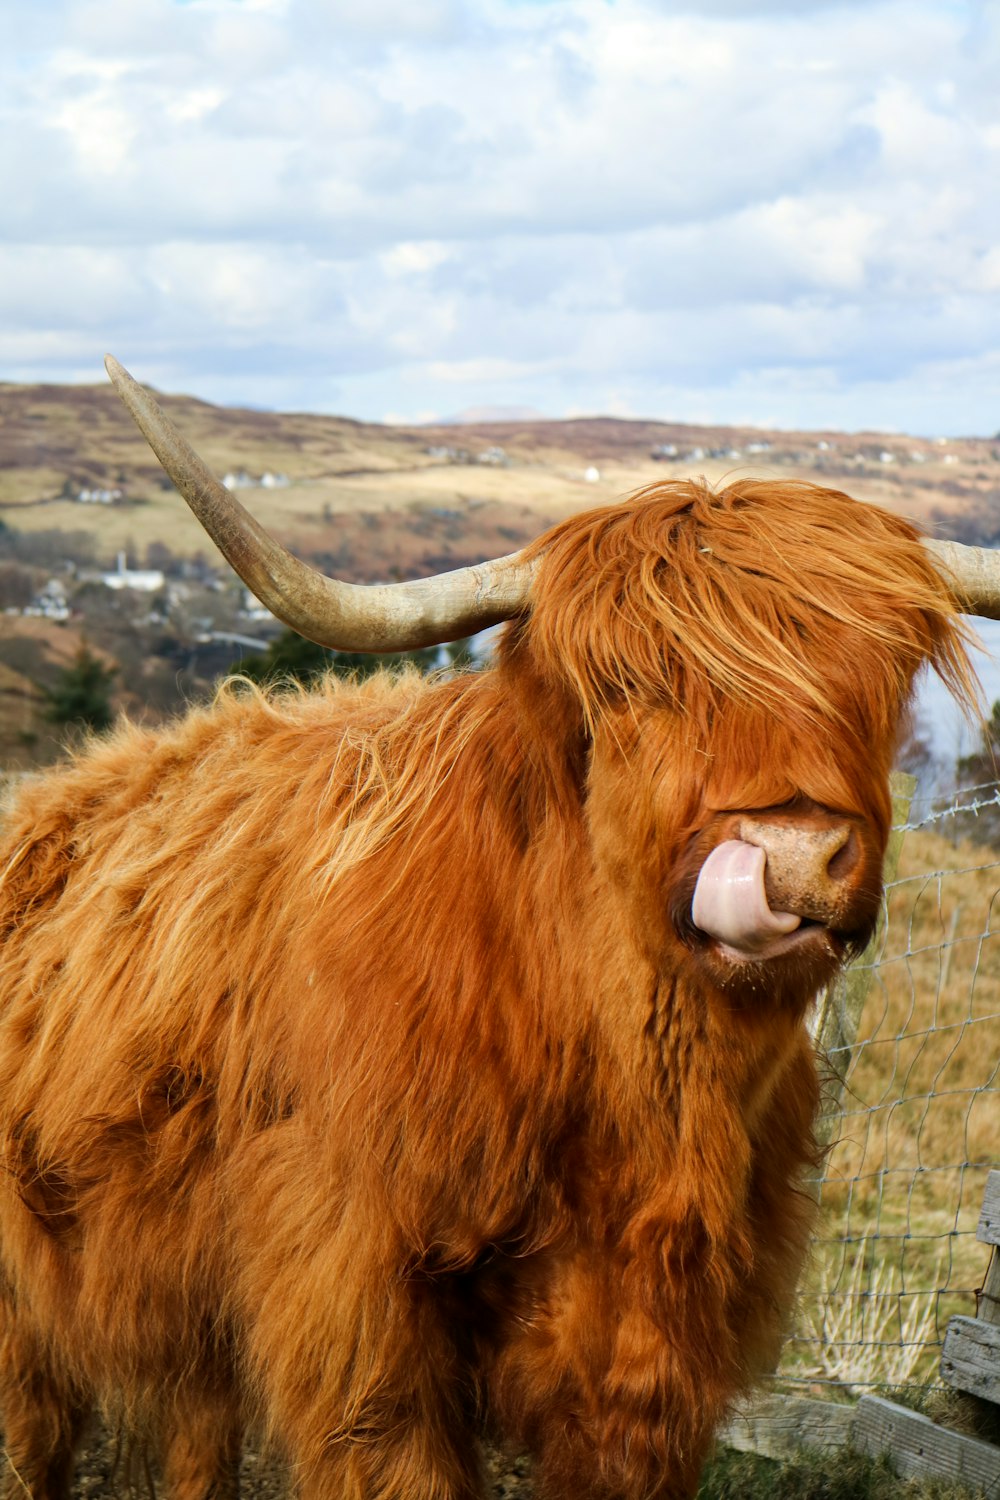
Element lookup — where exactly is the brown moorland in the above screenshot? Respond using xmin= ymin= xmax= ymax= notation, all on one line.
xmin=2 ymin=377 xmax=999 ymax=566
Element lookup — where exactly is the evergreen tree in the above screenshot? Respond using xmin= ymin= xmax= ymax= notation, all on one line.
xmin=954 ymin=699 xmax=1000 ymax=846
xmin=229 ymin=629 xmax=474 ymax=688
xmin=44 ymin=645 xmax=117 ymax=733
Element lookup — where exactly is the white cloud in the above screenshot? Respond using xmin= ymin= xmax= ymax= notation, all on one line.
xmin=379 ymin=241 xmax=453 ymax=278
xmin=2 ymin=0 xmax=1000 ymax=433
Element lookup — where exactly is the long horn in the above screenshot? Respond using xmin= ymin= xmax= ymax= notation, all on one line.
xmin=104 ymin=356 xmax=537 ymax=652
xmin=924 ymin=538 xmax=1000 ymax=621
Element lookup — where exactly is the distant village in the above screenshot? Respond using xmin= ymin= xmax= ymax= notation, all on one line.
xmin=647 ymin=436 xmax=967 ymax=467
xmin=73 ymin=468 xmax=291 ymax=507
xmin=13 ymin=467 xmax=297 ymax=636
xmin=5 ymin=367 xmax=1000 ymax=777
xmin=424 ymin=433 xmax=975 ymax=472
xmin=16 ymin=432 xmax=992 ymax=635
xmin=15 ymin=552 xmax=270 ymax=639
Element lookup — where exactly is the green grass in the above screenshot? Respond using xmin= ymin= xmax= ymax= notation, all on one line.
xmin=698 ymin=1446 xmax=985 ymax=1499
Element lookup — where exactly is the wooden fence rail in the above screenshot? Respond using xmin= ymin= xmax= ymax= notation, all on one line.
xmin=721 ymin=1393 xmax=1000 ymax=1495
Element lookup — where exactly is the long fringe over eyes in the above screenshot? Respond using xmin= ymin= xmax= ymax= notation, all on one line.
xmin=521 ymin=478 xmax=979 ymax=738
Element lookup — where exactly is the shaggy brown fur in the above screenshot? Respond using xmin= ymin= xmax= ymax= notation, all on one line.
xmin=0 ymin=481 xmax=975 ymax=1499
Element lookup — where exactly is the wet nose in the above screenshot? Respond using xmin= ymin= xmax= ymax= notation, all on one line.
xmin=738 ymin=815 xmax=858 ymax=924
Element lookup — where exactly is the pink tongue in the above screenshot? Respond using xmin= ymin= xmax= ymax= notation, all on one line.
xmin=692 ymin=841 xmax=801 ymax=958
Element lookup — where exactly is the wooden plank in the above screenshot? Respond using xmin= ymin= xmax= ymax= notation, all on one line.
xmin=720 ymin=1393 xmax=1000 ymax=1494
xmin=980 ymin=1248 xmax=1000 ymax=1329
xmin=718 ymin=1394 xmax=854 ymax=1461
xmin=941 ymin=1315 xmax=1000 ymax=1404
xmin=854 ymin=1395 xmax=1000 ymax=1497
xmin=979 ymin=1171 xmax=1000 ymax=1248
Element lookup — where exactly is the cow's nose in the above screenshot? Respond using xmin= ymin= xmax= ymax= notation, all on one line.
xmin=738 ymin=816 xmax=859 ymax=924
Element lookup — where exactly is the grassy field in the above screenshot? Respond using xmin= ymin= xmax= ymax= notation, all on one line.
xmin=784 ymin=819 xmax=1000 ymax=1394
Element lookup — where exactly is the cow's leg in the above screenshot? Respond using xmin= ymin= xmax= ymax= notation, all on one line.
xmin=530 ymin=1423 xmax=707 ymax=1500
xmin=294 ymin=1411 xmax=484 ymax=1500
xmin=485 ymin=1250 xmax=716 ymax=1500
xmin=0 ymin=1307 xmax=87 ymax=1500
xmin=161 ymin=1389 xmax=243 ymax=1500
xmin=250 ymin=1283 xmax=484 ymax=1500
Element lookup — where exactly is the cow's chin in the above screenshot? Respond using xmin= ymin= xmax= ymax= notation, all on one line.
xmin=692 ymin=922 xmax=853 ymax=1004
xmin=715 ymin=920 xmax=833 ymax=964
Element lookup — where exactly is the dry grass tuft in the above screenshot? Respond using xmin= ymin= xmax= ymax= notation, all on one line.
xmin=786 ymin=818 xmax=1000 ymax=1392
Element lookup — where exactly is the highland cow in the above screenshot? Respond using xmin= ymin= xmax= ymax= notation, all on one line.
xmin=0 ymin=361 xmax=990 ymax=1500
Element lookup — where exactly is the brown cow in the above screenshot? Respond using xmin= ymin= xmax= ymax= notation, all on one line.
xmin=0 ymin=363 xmax=987 ymax=1499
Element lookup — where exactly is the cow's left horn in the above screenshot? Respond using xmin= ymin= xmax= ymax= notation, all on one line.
xmin=924 ymin=538 xmax=1000 ymax=621
xmin=104 ymin=356 xmax=537 ymax=652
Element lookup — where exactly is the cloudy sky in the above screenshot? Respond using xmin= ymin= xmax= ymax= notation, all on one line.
xmin=2 ymin=0 xmax=999 ymax=431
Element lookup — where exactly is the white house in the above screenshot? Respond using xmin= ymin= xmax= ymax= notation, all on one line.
xmin=101 ymin=553 xmax=166 ymax=592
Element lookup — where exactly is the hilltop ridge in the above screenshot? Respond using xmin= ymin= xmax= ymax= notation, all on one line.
xmin=2 ymin=379 xmax=999 ymax=569
xmin=2 ymin=378 xmax=999 ymax=772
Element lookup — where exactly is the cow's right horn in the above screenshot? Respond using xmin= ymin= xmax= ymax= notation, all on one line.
xmin=105 ymin=356 xmax=537 ymax=653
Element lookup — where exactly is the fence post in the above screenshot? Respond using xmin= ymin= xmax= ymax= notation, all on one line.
xmin=810 ymin=769 xmax=916 ymax=1147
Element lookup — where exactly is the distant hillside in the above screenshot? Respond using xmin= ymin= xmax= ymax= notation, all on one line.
xmin=2 ymin=379 xmax=1000 ymax=574
xmin=3 ymin=377 xmax=1000 ymax=773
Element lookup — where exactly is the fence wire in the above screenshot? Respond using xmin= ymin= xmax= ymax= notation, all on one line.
xmin=779 ymin=781 xmax=1000 ymax=1395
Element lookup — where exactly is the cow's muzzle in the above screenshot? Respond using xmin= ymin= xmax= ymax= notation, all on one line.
xmin=739 ymin=815 xmax=860 ymax=927
xmin=691 ymin=811 xmax=878 ymax=963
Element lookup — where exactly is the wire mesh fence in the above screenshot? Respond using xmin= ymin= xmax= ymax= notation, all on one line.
xmin=780 ymin=778 xmax=1000 ymax=1397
